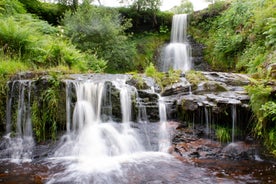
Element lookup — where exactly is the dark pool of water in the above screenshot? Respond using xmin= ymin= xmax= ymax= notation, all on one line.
xmin=0 ymin=152 xmax=275 ymax=184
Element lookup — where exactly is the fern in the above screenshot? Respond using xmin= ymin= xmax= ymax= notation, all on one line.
xmin=264 ymin=18 xmax=276 ymax=48
xmin=261 ymin=101 xmax=276 ymax=122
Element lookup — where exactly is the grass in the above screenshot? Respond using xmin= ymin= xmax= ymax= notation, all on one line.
xmin=216 ymin=126 xmax=231 ymax=143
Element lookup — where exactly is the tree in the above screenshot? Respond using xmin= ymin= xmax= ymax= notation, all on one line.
xmin=131 ymin=0 xmax=161 ymax=11
xmin=62 ymin=2 xmax=136 ymax=72
xmin=58 ymin=0 xmax=79 ymax=11
xmin=170 ymin=0 xmax=193 ymax=14
xmin=129 ymin=0 xmax=161 ymax=27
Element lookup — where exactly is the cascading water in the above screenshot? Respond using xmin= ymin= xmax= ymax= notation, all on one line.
xmin=232 ymin=104 xmax=237 ymax=142
xmin=55 ymin=79 xmax=144 ymax=158
xmin=48 ymin=78 xmax=149 ymax=183
xmin=1 ymin=74 xmax=269 ymax=183
xmin=2 ymin=80 xmax=34 ymax=162
xmin=161 ymin=14 xmax=192 ymax=72
xmin=204 ymin=106 xmax=211 ymax=136
xmin=47 ymin=76 xmax=213 ymax=183
xmin=158 ymin=96 xmax=170 ymax=152
xmin=229 ymin=99 xmax=240 ymax=143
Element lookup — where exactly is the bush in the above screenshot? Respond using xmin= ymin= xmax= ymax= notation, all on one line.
xmin=0 ymin=13 xmax=107 ymax=72
xmin=0 ymin=59 xmax=29 ymax=76
xmin=0 ymin=0 xmax=26 ymax=15
xmin=18 ymin=0 xmax=67 ymax=25
xmin=0 ymin=16 xmax=34 ymax=57
xmin=62 ymin=4 xmax=136 ymax=73
xmin=118 ymin=7 xmax=173 ymax=33
xmin=189 ymin=0 xmax=276 ymax=72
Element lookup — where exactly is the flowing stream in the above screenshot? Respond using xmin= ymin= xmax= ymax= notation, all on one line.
xmin=42 ymin=78 xmax=214 ymax=184
xmin=0 ymin=76 xmax=275 ymax=184
xmin=0 ymin=13 xmax=276 ymax=184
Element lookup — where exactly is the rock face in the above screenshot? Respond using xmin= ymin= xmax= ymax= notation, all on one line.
xmin=188 ymin=35 xmax=211 ymax=71
xmin=169 ymin=124 xmax=258 ymax=161
xmin=4 ymin=71 xmax=252 ymax=142
xmin=140 ymin=71 xmax=252 ymax=131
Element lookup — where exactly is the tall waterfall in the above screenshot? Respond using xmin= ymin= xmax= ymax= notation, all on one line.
xmin=161 ymin=14 xmax=192 ymax=72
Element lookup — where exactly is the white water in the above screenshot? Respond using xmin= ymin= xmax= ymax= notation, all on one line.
xmin=204 ymin=106 xmax=210 ymax=136
xmin=158 ymin=97 xmax=170 ymax=152
xmin=4 ymin=80 xmax=34 ymax=162
xmin=56 ymin=80 xmax=144 ymax=158
xmin=47 ymin=78 xmax=177 ymax=183
xmin=161 ymin=14 xmax=192 ymax=72
xmin=232 ymin=104 xmax=237 ymax=143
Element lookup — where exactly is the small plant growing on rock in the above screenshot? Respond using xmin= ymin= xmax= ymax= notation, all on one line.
xmin=145 ymin=63 xmax=181 ymax=91
xmin=185 ymin=70 xmax=207 ymax=86
xmin=216 ymin=126 xmax=230 ymax=143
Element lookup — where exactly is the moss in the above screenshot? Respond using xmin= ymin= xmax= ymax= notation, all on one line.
xmin=185 ymin=70 xmax=207 ymax=86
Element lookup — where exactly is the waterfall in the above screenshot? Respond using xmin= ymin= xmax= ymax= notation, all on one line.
xmin=4 ymin=80 xmax=34 ymax=162
xmin=204 ymin=106 xmax=210 ymax=136
xmin=120 ymin=87 xmax=132 ymax=123
xmin=158 ymin=96 xmax=170 ymax=152
xmin=65 ymin=81 xmax=73 ymax=133
xmin=232 ymin=104 xmax=237 ymax=143
xmin=161 ymin=14 xmax=192 ymax=72
xmin=55 ymin=79 xmax=144 ymax=159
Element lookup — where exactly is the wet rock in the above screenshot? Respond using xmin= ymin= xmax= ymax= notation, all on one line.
xmin=222 ymin=142 xmax=257 ymax=160
xmin=188 ymin=36 xmax=211 ymax=71
xmin=10 ymin=71 xmax=48 ymax=80
xmin=189 ymin=151 xmax=200 ymax=158
xmin=195 ymin=81 xmax=228 ymax=94
xmin=170 ymin=124 xmax=260 ymax=161
xmin=161 ymin=77 xmax=191 ymax=96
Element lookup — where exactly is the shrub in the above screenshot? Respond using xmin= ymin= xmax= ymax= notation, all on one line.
xmin=0 ymin=16 xmax=33 ymax=58
xmin=18 ymin=0 xmax=67 ymax=25
xmin=62 ymin=4 xmax=136 ymax=73
xmin=0 ymin=59 xmax=29 ymax=76
xmin=0 ymin=0 xmax=26 ymax=15
xmin=189 ymin=0 xmax=276 ymax=72
xmin=0 ymin=14 xmax=105 ymax=72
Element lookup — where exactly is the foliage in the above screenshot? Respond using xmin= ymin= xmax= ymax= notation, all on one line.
xmin=190 ymin=0 xmax=276 ymax=73
xmin=0 ymin=0 xmax=26 ymax=16
xmin=84 ymin=54 xmax=107 ymax=73
xmin=216 ymin=126 xmax=230 ymax=143
xmin=246 ymin=83 xmax=272 ymax=126
xmin=132 ymin=32 xmax=169 ymax=72
xmin=145 ymin=63 xmax=164 ymax=87
xmin=32 ymin=73 xmax=65 ymax=141
xmin=118 ymin=6 xmax=173 ymax=33
xmin=264 ymin=18 xmax=276 ymax=48
xmin=62 ymin=4 xmax=136 ymax=73
xmin=0 ymin=16 xmax=34 ymax=58
xmin=170 ymin=0 xmax=194 ymax=14
xmin=185 ymin=70 xmax=207 ymax=86
xmin=267 ymin=129 xmax=276 ymax=154
xmin=18 ymin=0 xmax=67 ymax=25
xmin=0 ymin=13 xmax=105 ymax=73
xmin=162 ymin=69 xmax=181 ymax=87
xmin=0 ymin=60 xmax=29 ymax=76
xmin=261 ymin=101 xmax=276 ymax=122
xmin=246 ymin=82 xmax=275 ymax=152
xmin=131 ymin=0 xmax=161 ymax=12
xmin=145 ymin=63 xmax=181 ymax=90
xmin=130 ymin=72 xmax=146 ymax=89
